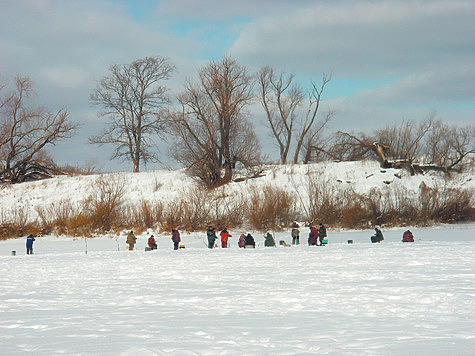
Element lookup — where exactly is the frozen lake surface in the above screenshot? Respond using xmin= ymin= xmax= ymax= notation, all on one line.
xmin=1 ymin=224 xmax=474 ymax=355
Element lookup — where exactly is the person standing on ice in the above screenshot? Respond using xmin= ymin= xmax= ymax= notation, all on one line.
xmin=238 ymin=233 xmax=246 ymax=248
xmin=171 ymin=229 xmax=181 ymax=250
xmin=26 ymin=234 xmax=35 ymax=254
xmin=308 ymin=226 xmax=318 ymax=245
xmin=207 ymin=226 xmax=217 ymax=249
xmin=291 ymin=223 xmax=300 ymax=245
xmin=126 ymin=230 xmax=136 ymax=250
xmin=220 ymin=228 xmax=231 ymax=248
xmin=318 ymin=223 xmax=327 ymax=245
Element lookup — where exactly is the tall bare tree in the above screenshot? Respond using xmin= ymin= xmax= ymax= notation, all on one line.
xmin=293 ymin=73 xmax=332 ymax=163
xmin=169 ymin=56 xmax=260 ymax=186
xmin=300 ymin=112 xmax=335 ymax=164
xmin=258 ymin=68 xmax=332 ymax=164
xmin=258 ymin=67 xmax=303 ymax=164
xmin=90 ymin=56 xmax=175 ymax=172
xmin=0 ymin=75 xmax=77 ymax=183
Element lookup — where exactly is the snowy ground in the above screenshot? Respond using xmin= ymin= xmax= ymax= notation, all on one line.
xmin=1 ymin=224 xmax=474 ymax=355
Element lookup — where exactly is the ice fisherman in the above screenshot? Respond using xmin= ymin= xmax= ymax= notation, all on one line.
xmin=245 ymin=233 xmax=255 ymax=248
xmin=402 ymin=230 xmax=414 ymax=242
xmin=291 ymin=223 xmax=300 ymax=245
xmin=238 ymin=233 xmax=246 ymax=248
xmin=318 ymin=223 xmax=327 ymax=245
xmin=371 ymin=228 xmax=384 ymax=243
xmin=126 ymin=230 xmax=137 ymax=250
xmin=264 ymin=232 xmax=276 ymax=247
xmin=148 ymin=235 xmax=157 ymax=250
xmin=172 ymin=229 xmax=181 ymax=250
xmin=207 ymin=226 xmax=217 ymax=249
xmin=26 ymin=234 xmax=35 ymax=254
xmin=308 ymin=226 xmax=318 ymax=245
xmin=220 ymin=228 xmax=231 ymax=248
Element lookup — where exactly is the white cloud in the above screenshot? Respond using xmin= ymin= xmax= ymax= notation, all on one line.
xmin=231 ymin=0 xmax=475 ymax=77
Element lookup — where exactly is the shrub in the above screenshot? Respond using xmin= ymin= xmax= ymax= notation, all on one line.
xmin=88 ymin=175 xmax=125 ymax=232
xmin=246 ymin=185 xmax=295 ymax=230
xmin=160 ymin=199 xmax=184 ymax=232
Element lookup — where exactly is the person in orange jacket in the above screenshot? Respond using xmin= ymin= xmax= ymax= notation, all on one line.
xmin=220 ymin=228 xmax=232 ymax=248
xmin=147 ymin=235 xmax=157 ymax=250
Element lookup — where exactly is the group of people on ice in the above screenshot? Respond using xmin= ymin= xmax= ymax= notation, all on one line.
xmin=127 ymin=229 xmax=182 ymax=251
xmin=23 ymin=223 xmax=414 ymax=254
xmin=203 ymin=223 xmax=328 ymax=249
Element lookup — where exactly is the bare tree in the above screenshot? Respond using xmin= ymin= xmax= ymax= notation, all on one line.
xmin=375 ymin=115 xmax=435 ymax=164
xmin=330 ymin=131 xmax=381 ymax=162
xmin=258 ymin=66 xmax=303 ymax=164
xmin=0 ymin=75 xmax=77 ymax=183
xmin=426 ymin=121 xmax=474 ymax=172
xmin=300 ymin=110 xmax=335 ymax=163
xmin=90 ymin=56 xmax=175 ymax=172
xmin=169 ymin=56 xmax=261 ymax=187
xmin=333 ymin=114 xmax=473 ymax=175
xmin=258 ymin=68 xmax=332 ymax=164
xmin=293 ymin=73 xmax=332 ymax=163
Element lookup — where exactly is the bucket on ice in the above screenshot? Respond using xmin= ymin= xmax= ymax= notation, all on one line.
xmin=11 ymin=250 xmax=16 ymax=256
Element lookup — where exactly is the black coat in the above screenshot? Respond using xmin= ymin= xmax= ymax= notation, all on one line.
xmin=245 ymin=234 xmax=255 ymax=246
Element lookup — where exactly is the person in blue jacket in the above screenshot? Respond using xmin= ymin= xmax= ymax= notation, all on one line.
xmin=26 ymin=234 xmax=35 ymax=254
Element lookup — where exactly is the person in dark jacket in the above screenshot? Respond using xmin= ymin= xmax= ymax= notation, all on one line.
xmin=371 ymin=228 xmax=384 ymax=243
xmin=308 ymin=226 xmax=318 ymax=245
xmin=291 ymin=223 xmax=300 ymax=245
xmin=207 ymin=226 xmax=217 ymax=249
xmin=318 ymin=223 xmax=327 ymax=245
xmin=245 ymin=233 xmax=255 ymax=248
xmin=402 ymin=230 xmax=414 ymax=242
xmin=148 ymin=235 xmax=157 ymax=250
xmin=26 ymin=234 xmax=35 ymax=254
xmin=126 ymin=230 xmax=137 ymax=250
xmin=172 ymin=229 xmax=181 ymax=250
xmin=264 ymin=232 xmax=276 ymax=247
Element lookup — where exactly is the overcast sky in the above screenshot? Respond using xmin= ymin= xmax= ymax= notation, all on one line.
xmin=1 ymin=0 xmax=473 ymax=172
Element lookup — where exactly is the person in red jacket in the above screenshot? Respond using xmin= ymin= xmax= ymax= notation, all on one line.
xmin=402 ymin=230 xmax=414 ymax=242
xmin=308 ymin=226 xmax=318 ymax=245
xmin=220 ymin=228 xmax=232 ymax=248
xmin=147 ymin=235 xmax=157 ymax=250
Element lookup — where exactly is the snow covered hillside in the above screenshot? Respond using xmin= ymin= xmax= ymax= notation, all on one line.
xmin=1 ymin=160 xmax=473 ymax=227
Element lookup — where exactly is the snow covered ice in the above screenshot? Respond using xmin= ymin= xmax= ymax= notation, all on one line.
xmin=1 ymin=225 xmax=474 ymax=355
